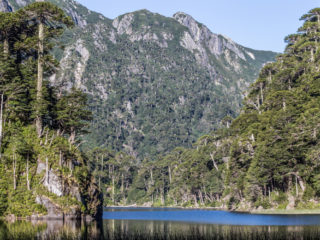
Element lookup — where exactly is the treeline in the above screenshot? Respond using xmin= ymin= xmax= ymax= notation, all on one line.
xmin=92 ymin=8 xmax=320 ymax=210
xmin=0 ymin=2 xmax=101 ymax=218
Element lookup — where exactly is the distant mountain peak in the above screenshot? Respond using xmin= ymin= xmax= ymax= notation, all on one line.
xmin=173 ymin=11 xmax=207 ymax=36
xmin=132 ymin=9 xmax=153 ymax=15
xmin=173 ymin=11 xmax=197 ymax=23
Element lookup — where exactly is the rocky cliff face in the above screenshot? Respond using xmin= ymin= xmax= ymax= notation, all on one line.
xmin=2 ymin=0 xmax=277 ymax=159
xmin=30 ymin=155 xmax=102 ymax=220
xmin=174 ymin=12 xmax=249 ymax=66
xmin=0 ymin=0 xmax=12 ymax=12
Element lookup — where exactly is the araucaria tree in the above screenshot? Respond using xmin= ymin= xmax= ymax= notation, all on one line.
xmin=23 ymin=2 xmax=73 ymax=137
xmin=56 ymin=87 xmax=92 ymax=144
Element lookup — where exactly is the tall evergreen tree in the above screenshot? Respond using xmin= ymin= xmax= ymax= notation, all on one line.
xmin=23 ymin=2 xmax=73 ymax=137
xmin=56 ymin=87 xmax=92 ymax=144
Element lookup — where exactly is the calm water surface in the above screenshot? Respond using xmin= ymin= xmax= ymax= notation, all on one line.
xmin=2 ymin=208 xmax=320 ymax=239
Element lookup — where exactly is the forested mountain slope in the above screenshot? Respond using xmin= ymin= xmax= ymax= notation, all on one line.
xmin=122 ymin=8 xmax=320 ymax=210
xmin=1 ymin=0 xmax=277 ymax=158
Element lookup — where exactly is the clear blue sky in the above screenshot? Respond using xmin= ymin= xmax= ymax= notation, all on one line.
xmin=77 ymin=0 xmax=320 ymax=52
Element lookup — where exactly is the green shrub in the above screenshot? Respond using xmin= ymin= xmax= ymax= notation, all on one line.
xmin=303 ymin=186 xmax=315 ymax=201
xmin=254 ymin=197 xmax=272 ymax=209
xmin=274 ymin=191 xmax=287 ymax=204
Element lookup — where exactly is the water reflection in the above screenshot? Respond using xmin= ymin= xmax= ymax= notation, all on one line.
xmin=1 ymin=216 xmax=320 ymax=239
xmin=104 ymin=208 xmax=320 ymax=225
xmin=0 ymin=219 xmax=102 ymax=240
xmin=102 ymin=219 xmax=320 ymax=240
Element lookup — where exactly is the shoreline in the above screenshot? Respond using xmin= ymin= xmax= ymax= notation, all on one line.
xmin=105 ymin=204 xmax=225 ymax=211
xmin=250 ymin=209 xmax=320 ymax=215
xmin=3 ymin=206 xmax=320 ymax=221
xmin=105 ymin=205 xmax=320 ymax=215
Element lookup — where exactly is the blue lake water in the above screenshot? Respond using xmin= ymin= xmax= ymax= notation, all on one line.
xmin=2 ymin=208 xmax=320 ymax=239
xmin=103 ymin=207 xmax=320 ymax=226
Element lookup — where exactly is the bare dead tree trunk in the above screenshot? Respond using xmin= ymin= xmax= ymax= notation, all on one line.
xmin=199 ymin=190 xmax=204 ymax=205
xmin=296 ymin=175 xmax=298 ymax=197
xmin=112 ymin=165 xmax=115 ymax=204
xmin=59 ymin=150 xmax=62 ymax=167
xmin=193 ymin=194 xmax=199 ymax=207
xmin=44 ymin=129 xmax=49 ymax=145
xmin=121 ymin=173 xmax=124 ymax=194
xmin=69 ymin=129 xmax=76 ymax=144
xmin=36 ymin=21 xmax=44 ymax=137
xmin=251 ymin=133 xmax=255 ymax=142
xmin=150 ymin=168 xmax=154 ymax=185
xmin=268 ymin=188 xmax=271 ymax=202
xmin=168 ymin=166 xmax=172 ymax=184
xmin=13 ymin=154 xmax=16 ymax=190
xmin=268 ymin=70 xmax=272 ymax=83
xmin=289 ymin=172 xmax=305 ymax=193
xmin=161 ymin=188 xmax=165 ymax=205
xmin=27 ymin=154 xmax=30 ymax=190
xmin=260 ymin=82 xmax=264 ymax=104
xmin=99 ymin=175 xmax=101 ymax=190
xmin=286 ymin=175 xmax=291 ymax=193
xmin=3 ymin=38 xmax=9 ymax=57
xmin=100 ymin=155 xmax=104 ymax=191
xmin=210 ymin=153 xmax=219 ymax=171
xmin=45 ymin=157 xmax=49 ymax=185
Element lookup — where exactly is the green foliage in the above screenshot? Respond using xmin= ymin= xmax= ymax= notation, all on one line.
xmin=0 ymin=166 xmax=8 ymax=215
xmin=56 ymin=87 xmax=92 ymax=143
xmin=0 ymin=2 xmax=101 ymax=218
xmin=6 ymin=187 xmax=47 ymax=217
xmin=86 ymin=148 xmax=137 ymax=206
xmin=302 ymin=186 xmax=315 ymax=201
xmin=274 ymin=192 xmax=288 ymax=205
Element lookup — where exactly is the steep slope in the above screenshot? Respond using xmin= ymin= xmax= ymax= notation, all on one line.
xmin=1 ymin=0 xmax=277 ymax=158
xmin=124 ymin=7 xmax=320 ymax=210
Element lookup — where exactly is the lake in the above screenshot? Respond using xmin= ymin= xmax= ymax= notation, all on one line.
xmin=2 ymin=208 xmax=320 ymax=239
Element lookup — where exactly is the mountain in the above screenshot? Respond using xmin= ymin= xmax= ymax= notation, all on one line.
xmin=124 ymin=7 xmax=320 ymax=210
xmin=1 ymin=0 xmax=277 ymax=158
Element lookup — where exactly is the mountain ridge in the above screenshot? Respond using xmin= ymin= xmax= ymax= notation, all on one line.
xmin=1 ymin=0 xmax=278 ymax=158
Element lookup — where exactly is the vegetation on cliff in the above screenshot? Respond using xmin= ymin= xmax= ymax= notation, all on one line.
xmin=0 ymin=2 xmax=102 ymax=218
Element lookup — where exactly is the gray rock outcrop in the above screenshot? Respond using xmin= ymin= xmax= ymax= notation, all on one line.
xmin=0 ymin=0 xmax=12 ymax=12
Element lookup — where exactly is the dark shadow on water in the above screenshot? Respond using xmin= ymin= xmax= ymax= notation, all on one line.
xmin=0 ymin=219 xmax=103 ymax=240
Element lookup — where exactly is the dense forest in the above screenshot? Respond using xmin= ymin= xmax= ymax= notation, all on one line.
xmin=91 ymin=8 xmax=320 ymax=210
xmin=0 ymin=2 xmax=102 ymax=219
xmin=1 ymin=1 xmax=319 ymax=215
